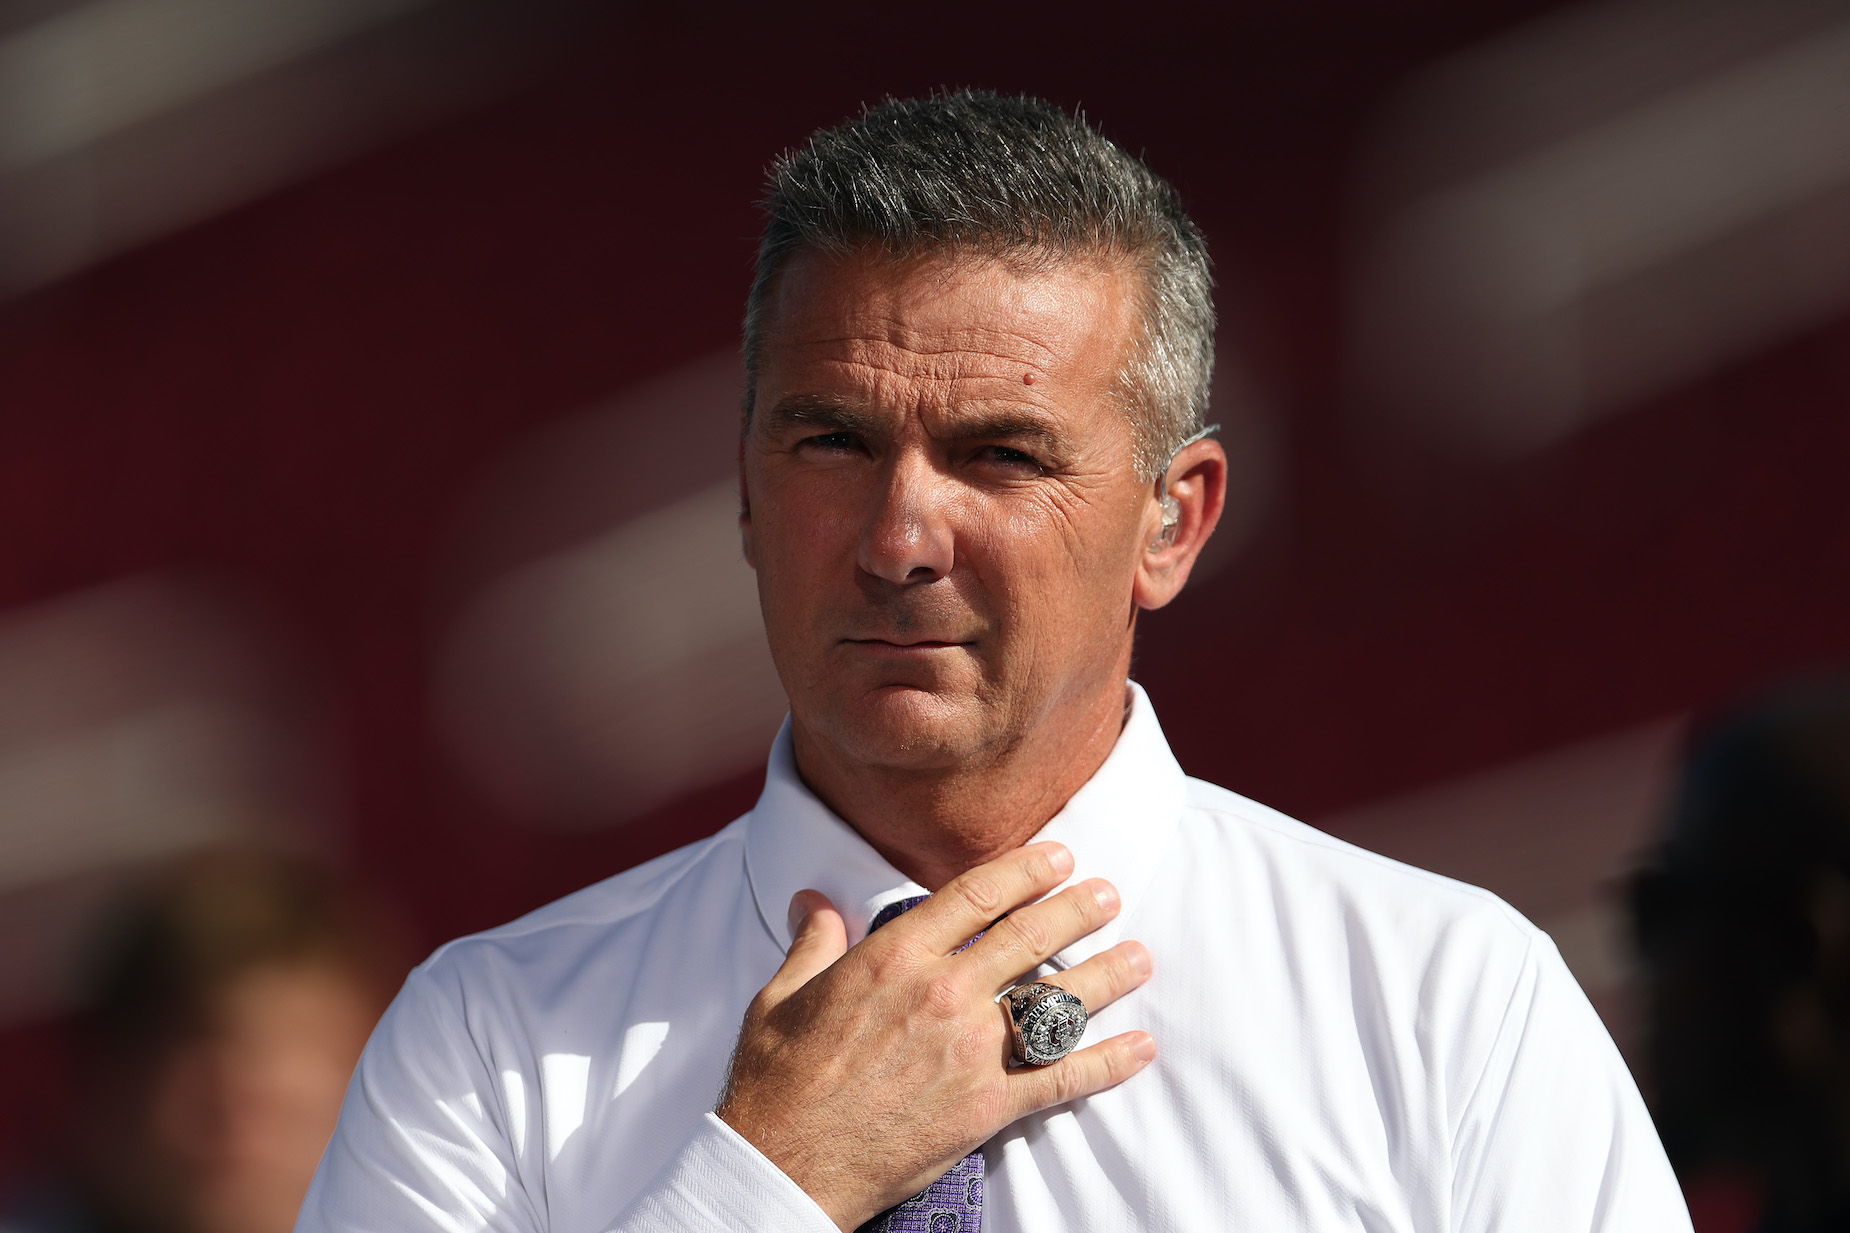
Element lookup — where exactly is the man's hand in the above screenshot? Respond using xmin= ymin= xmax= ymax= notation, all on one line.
xmin=716 ymin=841 xmax=1155 ymax=1230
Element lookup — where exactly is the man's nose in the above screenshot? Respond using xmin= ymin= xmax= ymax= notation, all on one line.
xmin=856 ymin=456 xmax=955 ymax=585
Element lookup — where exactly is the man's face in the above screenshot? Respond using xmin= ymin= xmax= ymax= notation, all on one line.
xmin=742 ymin=247 xmax=1157 ymax=775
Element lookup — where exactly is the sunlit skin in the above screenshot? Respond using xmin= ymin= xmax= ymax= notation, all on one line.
xmin=741 ymin=246 xmax=1226 ymax=890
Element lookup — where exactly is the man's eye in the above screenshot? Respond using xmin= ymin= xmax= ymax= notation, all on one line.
xmin=801 ymin=432 xmax=858 ymax=453
xmin=977 ymin=445 xmax=1045 ymax=472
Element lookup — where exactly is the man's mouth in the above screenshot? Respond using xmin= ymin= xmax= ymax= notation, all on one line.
xmin=843 ymin=637 xmax=971 ymax=650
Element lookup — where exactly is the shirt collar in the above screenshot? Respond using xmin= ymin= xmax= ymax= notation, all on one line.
xmin=743 ymin=681 xmax=1187 ymax=970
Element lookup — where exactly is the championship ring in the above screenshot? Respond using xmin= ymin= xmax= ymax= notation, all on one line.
xmin=1004 ymin=982 xmax=1088 ymax=1066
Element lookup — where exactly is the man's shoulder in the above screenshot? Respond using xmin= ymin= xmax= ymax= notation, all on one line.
xmin=1177 ymin=776 xmax=1541 ymax=953
xmin=418 ymin=814 xmax=754 ymax=981
xmin=1173 ymin=776 xmax=1560 ymax=1081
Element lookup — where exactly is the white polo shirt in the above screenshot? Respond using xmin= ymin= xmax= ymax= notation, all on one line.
xmin=298 ymin=684 xmax=1691 ymax=1233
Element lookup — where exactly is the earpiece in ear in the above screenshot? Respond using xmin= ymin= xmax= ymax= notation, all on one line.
xmin=1147 ymin=422 xmax=1219 ymax=553
xmin=1150 ymin=495 xmax=1181 ymax=552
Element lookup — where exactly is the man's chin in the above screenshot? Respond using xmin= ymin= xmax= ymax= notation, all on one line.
xmin=814 ymin=686 xmax=991 ymax=771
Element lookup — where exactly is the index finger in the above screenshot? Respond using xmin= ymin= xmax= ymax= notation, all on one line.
xmin=895 ymin=842 xmax=1075 ymax=954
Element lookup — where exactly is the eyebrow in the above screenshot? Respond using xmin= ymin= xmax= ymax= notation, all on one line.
xmin=759 ymin=394 xmax=1071 ymax=454
xmin=758 ymin=395 xmax=879 ymax=438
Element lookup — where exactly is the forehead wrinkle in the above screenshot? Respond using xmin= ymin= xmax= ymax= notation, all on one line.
xmin=762 ymin=245 xmax=1141 ymax=381
xmin=759 ymin=259 xmax=1140 ymax=455
xmin=871 ymin=324 xmax=1068 ymax=374
xmin=789 ymin=337 xmax=1060 ymax=393
xmin=827 ymin=355 xmax=1071 ymax=429
xmin=786 ymin=294 xmax=1073 ymax=368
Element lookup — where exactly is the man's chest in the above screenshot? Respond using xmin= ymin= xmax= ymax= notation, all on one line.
xmin=517 ymin=962 xmax=1438 ymax=1233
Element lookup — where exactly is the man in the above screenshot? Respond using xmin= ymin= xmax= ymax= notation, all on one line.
xmin=4 ymin=849 xmax=396 ymax=1233
xmin=298 ymin=93 xmax=1691 ymax=1232
xmin=1631 ymin=677 xmax=1850 ymax=1231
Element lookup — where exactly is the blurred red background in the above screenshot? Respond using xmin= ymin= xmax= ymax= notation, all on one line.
xmin=1 ymin=2 xmax=1846 ymax=1215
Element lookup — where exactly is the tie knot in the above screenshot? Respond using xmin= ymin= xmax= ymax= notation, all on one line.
xmin=868 ymin=895 xmax=987 ymax=954
xmin=869 ymin=894 xmax=929 ymax=934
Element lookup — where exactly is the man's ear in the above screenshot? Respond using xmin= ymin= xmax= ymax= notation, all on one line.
xmin=1132 ymin=438 xmax=1226 ymax=611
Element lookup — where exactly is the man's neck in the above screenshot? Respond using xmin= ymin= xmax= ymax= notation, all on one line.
xmin=789 ymin=683 xmax=1132 ymax=891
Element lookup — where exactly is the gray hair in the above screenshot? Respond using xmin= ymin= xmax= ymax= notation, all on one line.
xmin=743 ymin=91 xmax=1215 ymax=481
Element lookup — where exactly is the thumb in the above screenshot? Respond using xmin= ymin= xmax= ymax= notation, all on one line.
xmin=762 ymin=890 xmax=847 ymax=1002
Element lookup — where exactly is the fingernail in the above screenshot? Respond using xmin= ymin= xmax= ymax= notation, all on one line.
xmin=1131 ymin=1033 xmax=1157 ymax=1063
xmin=1126 ymin=944 xmax=1152 ymax=978
xmin=786 ymin=893 xmax=810 ymax=936
xmin=1042 ymin=843 xmax=1074 ymax=875
xmin=1092 ymin=880 xmax=1119 ymax=912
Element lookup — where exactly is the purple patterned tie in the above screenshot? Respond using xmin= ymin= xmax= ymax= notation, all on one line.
xmin=857 ymin=895 xmax=984 ymax=1233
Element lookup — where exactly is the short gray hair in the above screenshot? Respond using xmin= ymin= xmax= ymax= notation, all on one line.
xmin=743 ymin=91 xmax=1215 ymax=481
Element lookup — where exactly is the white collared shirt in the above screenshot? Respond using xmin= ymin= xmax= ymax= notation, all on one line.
xmin=299 ymin=685 xmax=1691 ymax=1233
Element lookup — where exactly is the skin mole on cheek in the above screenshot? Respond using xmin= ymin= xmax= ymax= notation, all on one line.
xmin=1023 ymin=372 xmax=1036 ymax=385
